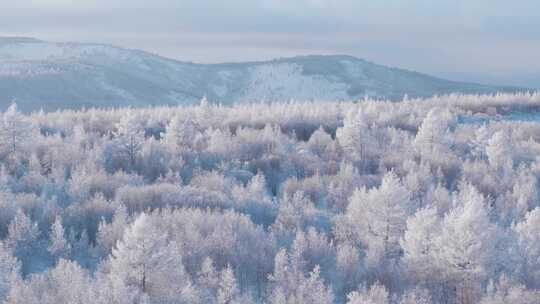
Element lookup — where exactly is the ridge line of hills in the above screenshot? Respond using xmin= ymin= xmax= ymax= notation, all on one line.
xmin=0 ymin=37 xmax=530 ymax=112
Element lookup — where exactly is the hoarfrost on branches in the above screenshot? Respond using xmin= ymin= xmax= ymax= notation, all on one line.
xmin=1 ymin=93 xmax=540 ymax=303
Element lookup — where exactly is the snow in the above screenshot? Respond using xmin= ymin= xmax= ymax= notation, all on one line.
xmin=0 ymin=62 xmax=64 ymax=79
xmin=239 ymin=63 xmax=350 ymax=102
xmin=0 ymin=37 xmax=528 ymax=112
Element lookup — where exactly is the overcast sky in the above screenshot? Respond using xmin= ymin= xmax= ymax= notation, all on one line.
xmin=1 ymin=0 xmax=539 ymax=88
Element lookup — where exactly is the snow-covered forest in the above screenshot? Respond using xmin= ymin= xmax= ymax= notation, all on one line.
xmin=1 ymin=93 xmax=540 ymax=303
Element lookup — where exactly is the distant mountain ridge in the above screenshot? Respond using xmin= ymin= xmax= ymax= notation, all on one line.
xmin=0 ymin=37 xmax=528 ymax=112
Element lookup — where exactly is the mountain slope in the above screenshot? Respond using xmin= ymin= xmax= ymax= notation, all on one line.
xmin=0 ymin=37 xmax=527 ymax=111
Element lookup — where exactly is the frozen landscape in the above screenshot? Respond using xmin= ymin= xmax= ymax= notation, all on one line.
xmin=2 ymin=0 xmax=540 ymax=303
xmin=1 ymin=93 xmax=540 ymax=303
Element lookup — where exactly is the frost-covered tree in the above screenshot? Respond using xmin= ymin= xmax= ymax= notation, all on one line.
xmin=268 ymin=249 xmax=334 ymax=304
xmin=232 ymin=172 xmax=276 ymax=225
xmin=336 ymin=109 xmax=373 ymax=169
xmin=400 ymin=207 xmax=441 ymax=287
xmin=197 ymin=257 xmax=220 ymax=302
xmin=271 ymin=191 xmax=318 ymax=242
xmin=114 ymin=111 xmax=145 ymax=169
xmin=413 ymin=108 xmax=454 ymax=155
xmin=109 ymin=213 xmax=194 ymax=303
xmin=96 ymin=204 xmax=129 ymax=257
xmin=6 ymin=259 xmax=91 ymax=304
xmin=485 ymin=130 xmax=513 ymax=169
xmin=0 ymin=103 xmax=33 ymax=157
xmin=48 ymin=216 xmax=71 ymax=262
xmin=346 ymin=282 xmax=389 ymax=304
xmin=342 ymin=171 xmax=411 ymax=280
xmin=433 ymin=184 xmax=498 ymax=304
xmin=304 ymin=126 xmax=333 ymax=158
xmin=514 ymin=207 xmax=540 ymax=288
xmin=0 ymin=243 xmax=20 ymax=302
xmin=327 ymin=162 xmax=362 ymax=211
xmin=288 ymin=228 xmax=336 ymax=288
xmin=163 ymin=116 xmax=201 ymax=153
xmin=6 ymin=210 xmax=40 ymax=275
xmin=335 ymin=243 xmax=361 ymax=297
xmin=498 ymin=169 xmax=539 ymax=224
xmin=217 ymin=265 xmax=240 ymax=304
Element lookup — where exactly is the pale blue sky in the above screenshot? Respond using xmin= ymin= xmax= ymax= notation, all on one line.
xmin=1 ymin=0 xmax=539 ymax=88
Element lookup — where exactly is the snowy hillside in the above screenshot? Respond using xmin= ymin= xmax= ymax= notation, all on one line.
xmin=0 ymin=37 xmax=527 ymax=111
